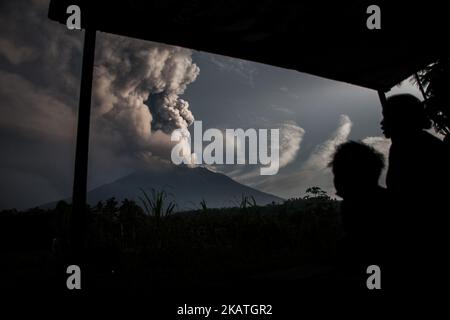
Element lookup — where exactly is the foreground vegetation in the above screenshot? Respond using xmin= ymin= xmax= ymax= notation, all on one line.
xmin=0 ymin=188 xmax=342 ymax=291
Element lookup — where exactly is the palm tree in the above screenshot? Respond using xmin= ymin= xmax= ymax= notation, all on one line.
xmin=413 ymin=58 xmax=450 ymax=141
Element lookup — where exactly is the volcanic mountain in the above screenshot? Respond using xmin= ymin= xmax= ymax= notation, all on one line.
xmin=52 ymin=165 xmax=284 ymax=211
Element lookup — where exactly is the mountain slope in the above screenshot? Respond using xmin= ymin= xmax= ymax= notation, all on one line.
xmin=80 ymin=165 xmax=283 ymax=211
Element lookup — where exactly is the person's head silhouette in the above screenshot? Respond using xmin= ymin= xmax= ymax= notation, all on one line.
xmin=330 ymin=141 xmax=385 ymax=199
xmin=380 ymin=94 xmax=431 ymax=139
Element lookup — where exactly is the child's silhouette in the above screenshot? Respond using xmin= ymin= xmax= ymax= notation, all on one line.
xmin=330 ymin=141 xmax=391 ymax=282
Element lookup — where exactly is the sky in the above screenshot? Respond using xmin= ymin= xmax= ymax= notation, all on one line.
xmin=0 ymin=0 xmax=423 ymax=210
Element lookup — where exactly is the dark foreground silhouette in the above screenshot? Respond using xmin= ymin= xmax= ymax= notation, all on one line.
xmin=330 ymin=141 xmax=391 ymax=283
xmin=0 ymin=195 xmax=341 ymax=288
xmin=382 ymin=94 xmax=450 ymax=291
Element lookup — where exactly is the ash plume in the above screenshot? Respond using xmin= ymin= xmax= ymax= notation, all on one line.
xmin=92 ymin=33 xmax=200 ymax=160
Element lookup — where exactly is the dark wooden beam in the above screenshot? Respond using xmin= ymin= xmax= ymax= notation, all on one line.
xmin=378 ymin=89 xmax=388 ymax=109
xmin=70 ymin=28 xmax=96 ymax=261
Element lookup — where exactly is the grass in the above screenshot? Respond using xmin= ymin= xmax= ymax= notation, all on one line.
xmin=0 ymin=187 xmax=342 ymax=289
xmin=138 ymin=188 xmax=176 ymax=218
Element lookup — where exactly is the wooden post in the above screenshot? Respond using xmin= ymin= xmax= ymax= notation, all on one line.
xmin=378 ymin=89 xmax=388 ymax=109
xmin=70 ymin=28 xmax=96 ymax=261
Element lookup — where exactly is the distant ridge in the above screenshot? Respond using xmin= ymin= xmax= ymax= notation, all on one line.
xmin=44 ymin=165 xmax=284 ymax=211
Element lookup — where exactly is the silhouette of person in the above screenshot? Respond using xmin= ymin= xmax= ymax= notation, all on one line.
xmin=330 ymin=141 xmax=391 ymax=285
xmin=381 ymin=93 xmax=449 ymax=292
xmin=381 ymin=94 xmax=447 ymax=200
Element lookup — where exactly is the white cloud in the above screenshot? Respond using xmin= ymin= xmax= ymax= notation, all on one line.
xmin=279 ymin=123 xmax=305 ymax=168
xmin=224 ymin=122 xmax=305 ymax=184
xmin=362 ymin=136 xmax=391 ymax=187
xmin=304 ymin=115 xmax=352 ymax=171
xmin=362 ymin=136 xmax=391 ymax=159
xmin=252 ymin=117 xmax=394 ymax=199
xmin=291 ymin=114 xmax=352 ymax=196
xmin=251 ymin=115 xmax=353 ymax=199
